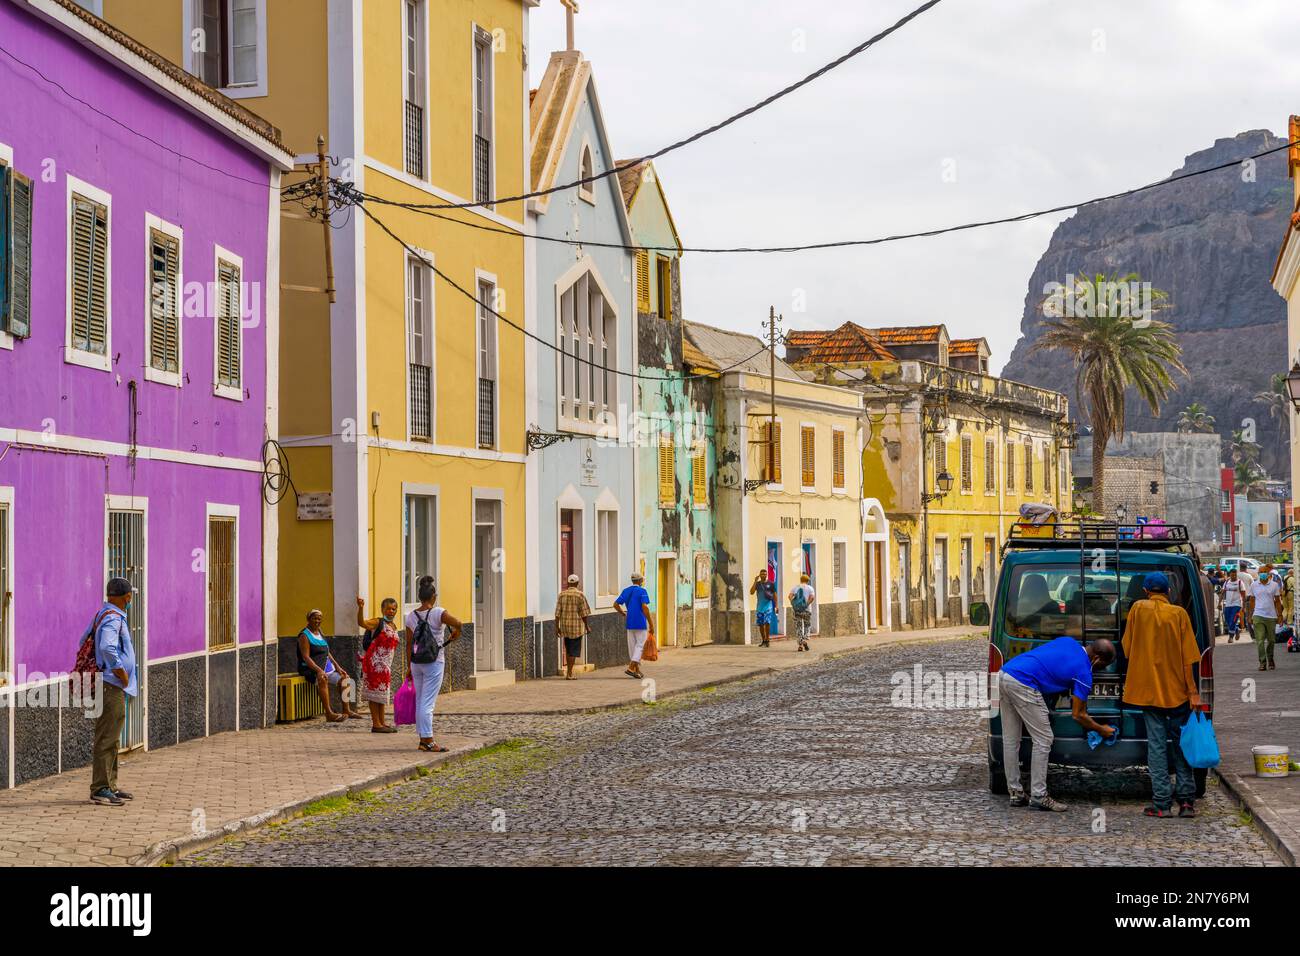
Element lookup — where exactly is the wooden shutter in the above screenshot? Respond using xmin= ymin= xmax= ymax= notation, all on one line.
xmin=635 ymin=250 xmax=650 ymax=313
xmin=961 ymin=434 xmax=972 ymax=491
xmin=656 ymin=257 xmax=672 ymax=321
xmin=217 ymin=260 xmax=241 ymax=388
xmin=832 ymin=430 xmax=845 ymax=488
xmin=692 ymin=449 xmax=706 ymax=505
xmin=1005 ymin=441 xmax=1015 ymax=491
xmin=70 ymin=194 xmax=107 ymax=354
xmin=9 ymin=171 xmax=31 ymax=339
xmin=933 ymin=436 xmax=945 ymax=482
xmin=1024 ymin=439 xmax=1034 ymax=491
xmin=801 ymin=426 xmax=815 ymax=487
xmin=1043 ymin=446 xmax=1052 ymax=493
xmin=984 ymin=439 xmax=996 ymax=492
xmin=658 ymin=436 xmax=675 ymax=506
xmin=761 ymin=420 xmax=782 ymax=483
xmin=149 ymin=230 xmax=180 ymax=372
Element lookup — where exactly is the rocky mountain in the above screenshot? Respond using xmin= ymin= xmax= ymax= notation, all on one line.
xmin=1002 ymin=129 xmax=1293 ymax=481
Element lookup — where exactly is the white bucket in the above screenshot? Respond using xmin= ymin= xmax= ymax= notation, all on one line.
xmin=1252 ymin=745 xmax=1290 ymax=778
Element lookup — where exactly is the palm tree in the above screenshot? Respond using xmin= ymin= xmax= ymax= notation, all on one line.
xmin=1230 ymin=427 xmax=1261 ymax=468
xmin=1176 ymin=402 xmax=1216 ymax=434
xmin=1256 ymin=372 xmax=1291 ymax=441
xmin=1033 ymin=272 xmax=1185 ymax=508
xmin=1234 ymin=459 xmax=1268 ymax=497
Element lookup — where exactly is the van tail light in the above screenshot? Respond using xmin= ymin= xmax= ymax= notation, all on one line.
xmin=988 ymin=643 xmax=1003 ymax=674
xmin=1198 ymin=646 xmax=1214 ymax=713
xmin=1200 ymin=646 xmax=1213 ymax=678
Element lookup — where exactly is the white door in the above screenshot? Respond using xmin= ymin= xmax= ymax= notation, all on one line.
xmin=473 ymin=500 xmax=503 ymax=672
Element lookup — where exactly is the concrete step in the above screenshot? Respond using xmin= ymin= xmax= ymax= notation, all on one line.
xmin=469 ymin=669 xmax=517 ymax=691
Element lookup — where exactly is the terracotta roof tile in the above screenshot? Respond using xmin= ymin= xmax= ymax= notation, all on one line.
xmin=790 ymin=322 xmax=895 ymax=365
xmin=949 ymin=337 xmax=987 ymax=356
xmin=868 ymin=325 xmax=945 ymax=346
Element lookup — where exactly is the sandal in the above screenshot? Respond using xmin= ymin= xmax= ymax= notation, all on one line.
xmin=371 ymin=725 xmax=398 ymax=734
xmin=326 ymin=714 xmax=346 ymax=723
xmin=418 ymin=742 xmax=449 ymax=753
xmin=624 ymin=669 xmax=640 ymax=679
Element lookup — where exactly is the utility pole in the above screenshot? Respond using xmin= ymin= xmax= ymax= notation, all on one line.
xmin=280 ymin=133 xmax=336 ymax=304
xmin=745 ymin=307 xmax=782 ymax=496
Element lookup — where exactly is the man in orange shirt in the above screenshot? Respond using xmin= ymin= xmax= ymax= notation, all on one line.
xmin=1121 ymin=572 xmax=1203 ymax=819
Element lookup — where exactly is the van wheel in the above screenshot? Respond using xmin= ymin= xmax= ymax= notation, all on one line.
xmin=1194 ymin=768 xmax=1207 ymax=799
xmin=988 ymin=762 xmax=1008 ymax=795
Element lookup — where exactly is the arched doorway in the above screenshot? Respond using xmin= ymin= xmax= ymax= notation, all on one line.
xmin=862 ymin=498 xmax=891 ymax=630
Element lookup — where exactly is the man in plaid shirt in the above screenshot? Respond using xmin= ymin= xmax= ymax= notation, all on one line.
xmin=555 ymin=574 xmax=592 ymax=680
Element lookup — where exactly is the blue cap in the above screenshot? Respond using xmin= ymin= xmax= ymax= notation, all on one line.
xmin=1143 ymin=571 xmax=1170 ymax=593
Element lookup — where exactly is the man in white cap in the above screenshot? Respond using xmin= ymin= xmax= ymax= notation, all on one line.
xmin=554 ymin=574 xmax=592 ymax=680
xmin=614 ymin=572 xmax=655 ymax=679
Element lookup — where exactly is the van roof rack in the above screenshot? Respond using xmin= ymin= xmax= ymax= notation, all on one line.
xmin=1004 ymin=521 xmax=1198 ymax=560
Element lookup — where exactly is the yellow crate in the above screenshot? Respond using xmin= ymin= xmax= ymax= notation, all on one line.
xmin=277 ymin=674 xmax=325 ymax=723
xmin=1012 ymin=522 xmax=1055 ymax=539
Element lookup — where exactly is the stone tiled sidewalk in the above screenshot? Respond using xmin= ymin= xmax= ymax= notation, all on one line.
xmin=1211 ymin=634 xmax=1300 ymax=866
xmin=0 ymin=626 xmax=978 ymax=866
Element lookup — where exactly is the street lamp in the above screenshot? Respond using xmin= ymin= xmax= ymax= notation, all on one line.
xmin=1286 ymin=362 xmax=1300 ymax=410
xmin=923 ymin=470 xmax=953 ymax=504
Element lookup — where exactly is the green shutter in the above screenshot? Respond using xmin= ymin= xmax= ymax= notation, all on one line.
xmin=9 ymin=171 xmax=32 ymax=339
xmin=217 ymin=261 xmax=241 ymax=389
xmin=70 ymin=194 xmax=107 ymax=354
xmin=149 ymin=230 xmax=179 ymax=372
xmin=0 ymin=166 xmax=9 ymax=331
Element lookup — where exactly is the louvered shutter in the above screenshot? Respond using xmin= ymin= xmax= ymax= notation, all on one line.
xmin=217 ymin=260 xmax=241 ymax=388
xmin=961 ymin=435 xmax=972 ymax=491
xmin=984 ymin=440 xmax=996 ymax=492
xmin=658 ymin=437 xmax=675 ymax=506
xmin=149 ymin=230 xmax=180 ymax=372
xmin=0 ymin=167 xmax=9 ymax=330
xmin=692 ymin=450 xmax=706 ymax=505
xmin=8 ymin=171 xmax=32 ymax=339
xmin=771 ymin=421 xmax=781 ymax=483
xmin=801 ymin=427 xmax=815 ymax=487
xmin=832 ymin=430 xmax=845 ymax=488
xmin=635 ymin=251 xmax=650 ymax=313
xmin=71 ymin=195 xmax=107 ymax=354
xmin=761 ymin=421 xmax=782 ymax=483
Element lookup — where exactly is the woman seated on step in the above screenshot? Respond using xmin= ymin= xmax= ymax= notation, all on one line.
xmin=297 ymin=609 xmax=367 ymax=722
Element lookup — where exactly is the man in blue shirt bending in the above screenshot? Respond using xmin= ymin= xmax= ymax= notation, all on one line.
xmin=999 ymin=635 xmax=1116 ymax=811
xmin=614 ymin=572 xmax=655 ymax=679
xmin=90 ymin=577 xmax=138 ymax=807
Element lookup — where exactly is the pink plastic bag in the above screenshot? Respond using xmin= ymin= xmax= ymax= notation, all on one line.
xmin=393 ymin=676 xmax=415 ymax=726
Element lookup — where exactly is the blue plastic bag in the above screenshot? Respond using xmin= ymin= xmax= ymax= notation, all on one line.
xmin=1179 ymin=710 xmax=1220 ymax=769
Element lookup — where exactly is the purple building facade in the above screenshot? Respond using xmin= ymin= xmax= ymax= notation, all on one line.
xmin=0 ymin=0 xmax=292 ymax=787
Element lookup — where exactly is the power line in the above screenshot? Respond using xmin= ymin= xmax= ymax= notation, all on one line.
xmin=346 ymin=197 xmax=772 ymax=385
xmin=407 ymin=0 xmax=945 ymax=211
xmin=0 ymin=43 xmax=277 ymax=190
xmin=346 ymin=135 xmax=1300 ymax=255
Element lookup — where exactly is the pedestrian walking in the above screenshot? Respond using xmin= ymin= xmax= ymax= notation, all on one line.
xmin=404 ymin=576 xmax=462 ymax=753
xmin=89 ymin=577 xmax=138 ymax=807
xmin=789 ymin=574 xmax=815 ymax=651
xmin=297 ymin=609 xmax=366 ymax=722
xmin=554 ymin=574 xmax=592 ymax=680
xmin=749 ymin=568 xmax=777 ymax=647
xmin=997 ymin=636 xmax=1116 ymax=812
xmin=1120 ymin=571 xmax=1204 ymax=818
xmin=1246 ymin=563 xmax=1282 ymax=672
xmin=356 ymin=596 xmax=401 ymax=732
xmin=613 ymin=572 xmax=654 ymax=679
xmin=1221 ymin=568 xmax=1244 ymax=642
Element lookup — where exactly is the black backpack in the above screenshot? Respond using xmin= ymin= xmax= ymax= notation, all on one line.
xmin=410 ymin=609 xmax=442 ymax=664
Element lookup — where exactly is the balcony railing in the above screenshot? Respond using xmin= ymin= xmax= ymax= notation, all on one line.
xmin=404 ymin=100 xmax=424 ymax=178
xmin=474 ymin=134 xmax=491 ymax=205
xmin=477 ymin=376 xmax=495 ymax=448
xmin=919 ymin=361 xmax=1066 ymax=417
xmin=409 ymin=363 xmax=432 ymax=441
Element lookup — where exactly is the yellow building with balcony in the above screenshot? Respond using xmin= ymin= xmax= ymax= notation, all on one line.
xmin=788 ymin=323 xmax=1071 ymax=630
xmin=102 ymin=0 xmax=537 ymax=687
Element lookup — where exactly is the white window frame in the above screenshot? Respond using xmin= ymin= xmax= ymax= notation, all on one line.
xmin=401 ymin=0 xmax=429 ymax=179
xmin=475 ymin=268 xmax=499 ymax=450
xmin=401 ymin=483 xmax=440 ymax=615
xmin=143 ymin=213 xmax=184 ymax=388
xmin=577 ymin=136 xmax=596 ymax=205
xmin=470 ymin=23 xmax=495 ymax=204
xmin=204 ymin=502 xmax=240 ymax=650
xmin=212 ymin=244 xmax=244 ymax=401
xmin=182 ymin=0 xmax=269 ymax=98
xmin=554 ymin=257 xmax=619 ymax=437
xmin=832 ymin=537 xmax=849 ymax=602
xmin=0 ymin=485 xmax=14 ymax=688
xmin=595 ymin=503 xmax=620 ymax=606
xmin=65 ymin=175 xmax=113 ymax=372
xmin=831 ymin=427 xmax=846 ymax=493
xmin=405 ymin=249 xmax=436 ymax=443
xmin=0 ymin=141 xmax=13 ymax=352
xmin=799 ymin=420 xmax=817 ymax=494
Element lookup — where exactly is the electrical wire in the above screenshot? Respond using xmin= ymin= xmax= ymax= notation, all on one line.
xmin=423 ymin=0 xmax=945 ymax=211
xmin=347 ymin=136 xmax=1300 ymax=255
xmin=348 ymin=197 xmax=774 ymax=385
xmin=0 ymin=44 xmax=278 ymax=190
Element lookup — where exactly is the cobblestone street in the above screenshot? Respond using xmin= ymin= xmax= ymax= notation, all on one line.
xmin=184 ymin=640 xmax=1280 ymax=866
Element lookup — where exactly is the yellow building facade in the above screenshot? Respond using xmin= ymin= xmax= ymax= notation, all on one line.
xmin=103 ymin=0 xmax=537 ymax=686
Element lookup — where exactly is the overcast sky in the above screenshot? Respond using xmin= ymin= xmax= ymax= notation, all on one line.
xmin=527 ymin=0 xmax=1300 ymax=374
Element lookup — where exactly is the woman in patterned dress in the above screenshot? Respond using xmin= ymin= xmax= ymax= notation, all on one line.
xmin=356 ymin=596 xmax=402 ymax=733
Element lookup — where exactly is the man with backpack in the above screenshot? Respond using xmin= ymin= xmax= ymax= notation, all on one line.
xmin=87 ymin=577 xmax=137 ymax=806
xmin=789 ymin=574 xmax=815 ymax=652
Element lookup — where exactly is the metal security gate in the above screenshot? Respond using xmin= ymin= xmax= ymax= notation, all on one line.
xmin=107 ymin=510 xmax=145 ymax=751
xmin=207 ymin=518 xmax=236 ymax=649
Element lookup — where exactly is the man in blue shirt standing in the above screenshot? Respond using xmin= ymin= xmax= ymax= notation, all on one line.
xmin=90 ymin=577 xmax=137 ymax=806
xmin=749 ymin=569 xmax=777 ymax=647
xmin=998 ymin=635 xmax=1116 ymax=811
xmin=614 ymin=572 xmax=655 ymax=679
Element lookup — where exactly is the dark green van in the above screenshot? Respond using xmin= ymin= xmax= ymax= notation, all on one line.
xmin=969 ymin=523 xmax=1215 ymax=796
